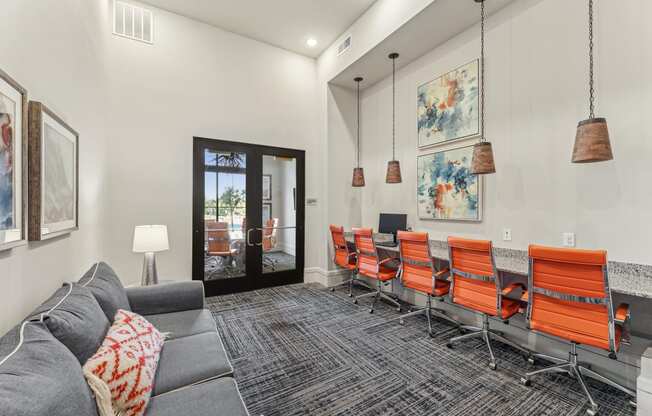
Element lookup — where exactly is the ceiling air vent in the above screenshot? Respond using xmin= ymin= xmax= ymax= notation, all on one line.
xmin=337 ymin=34 xmax=352 ymax=56
xmin=113 ymin=1 xmax=153 ymax=44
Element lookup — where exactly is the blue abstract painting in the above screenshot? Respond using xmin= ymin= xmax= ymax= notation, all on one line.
xmin=417 ymin=146 xmax=481 ymax=221
xmin=417 ymin=60 xmax=479 ymax=148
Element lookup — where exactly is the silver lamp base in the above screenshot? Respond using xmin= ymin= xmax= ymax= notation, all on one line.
xmin=141 ymin=252 xmax=159 ymax=286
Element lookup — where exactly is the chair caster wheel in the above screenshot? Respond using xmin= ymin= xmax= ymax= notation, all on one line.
xmin=459 ymin=328 xmax=467 ymax=335
xmin=369 ymin=309 xmax=374 ymax=314
xmin=348 ymin=293 xmax=353 ymax=297
xmin=629 ymin=400 xmax=637 ymax=409
xmin=489 ymin=362 xmax=497 ymax=371
xmin=586 ymin=407 xmax=598 ymax=416
xmin=353 ymin=299 xmax=358 ymax=304
xmin=396 ymin=307 xmax=401 ymax=312
xmin=428 ymin=332 xmax=435 ymax=338
xmin=520 ymin=377 xmax=531 ymax=387
xmin=446 ymin=343 xmax=454 ymax=349
xmin=330 ymin=287 xmax=335 ymax=292
xmin=399 ymin=319 xmax=404 ymax=325
xmin=527 ymin=355 xmax=535 ymax=365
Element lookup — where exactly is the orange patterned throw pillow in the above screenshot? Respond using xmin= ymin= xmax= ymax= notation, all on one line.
xmin=83 ymin=309 xmax=165 ymax=416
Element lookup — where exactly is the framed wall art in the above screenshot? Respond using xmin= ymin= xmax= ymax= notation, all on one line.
xmin=417 ymin=145 xmax=482 ymax=222
xmin=262 ymin=174 xmax=272 ymax=201
xmin=28 ymin=102 xmax=79 ymax=241
xmin=0 ymin=69 xmax=28 ymax=250
xmin=262 ymin=202 xmax=272 ymax=224
xmin=417 ymin=59 xmax=480 ymax=148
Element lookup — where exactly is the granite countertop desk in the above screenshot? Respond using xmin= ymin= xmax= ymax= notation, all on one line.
xmin=344 ymin=234 xmax=652 ymax=299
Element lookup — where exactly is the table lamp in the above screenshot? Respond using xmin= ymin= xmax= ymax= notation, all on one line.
xmin=133 ymin=225 xmax=169 ymax=286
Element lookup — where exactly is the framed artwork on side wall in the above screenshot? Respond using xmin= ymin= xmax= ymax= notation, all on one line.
xmin=262 ymin=174 xmax=272 ymax=200
xmin=0 ymin=69 xmax=28 ymax=250
xmin=417 ymin=59 xmax=480 ymax=148
xmin=28 ymin=102 xmax=79 ymax=241
xmin=262 ymin=203 xmax=272 ymax=224
xmin=417 ymin=145 xmax=482 ymax=222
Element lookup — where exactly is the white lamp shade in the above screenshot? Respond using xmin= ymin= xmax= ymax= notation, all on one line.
xmin=133 ymin=225 xmax=169 ymax=253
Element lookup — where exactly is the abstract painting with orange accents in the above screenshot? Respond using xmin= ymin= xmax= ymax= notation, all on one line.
xmin=417 ymin=145 xmax=481 ymax=221
xmin=417 ymin=60 xmax=479 ymax=148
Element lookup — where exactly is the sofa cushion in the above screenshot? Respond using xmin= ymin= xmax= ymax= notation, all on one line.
xmin=27 ymin=283 xmax=109 ymax=364
xmin=0 ymin=321 xmax=99 ymax=416
xmin=146 ymin=309 xmax=216 ymax=340
xmin=146 ymin=377 xmax=248 ymax=416
xmin=153 ymin=331 xmax=233 ymax=396
xmin=79 ymin=262 xmax=131 ymax=321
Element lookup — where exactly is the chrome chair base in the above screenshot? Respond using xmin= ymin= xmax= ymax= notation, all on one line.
xmin=353 ymin=280 xmax=401 ymax=313
xmin=446 ymin=314 xmax=530 ymax=370
xmin=398 ymin=295 xmax=458 ymax=337
xmin=521 ymin=343 xmax=636 ymax=416
xmin=330 ymin=273 xmax=373 ymax=297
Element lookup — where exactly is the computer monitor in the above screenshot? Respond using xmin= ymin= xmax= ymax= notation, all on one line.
xmin=378 ymin=213 xmax=407 ymax=244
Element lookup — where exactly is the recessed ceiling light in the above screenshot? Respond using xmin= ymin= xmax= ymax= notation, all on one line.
xmin=306 ymin=38 xmax=318 ymax=48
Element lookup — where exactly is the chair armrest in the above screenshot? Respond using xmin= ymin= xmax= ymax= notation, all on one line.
xmin=434 ymin=268 xmax=450 ymax=279
xmin=126 ymin=281 xmax=205 ymax=316
xmin=378 ymin=258 xmax=394 ymax=266
xmin=520 ymin=290 xmax=529 ymax=302
xmin=501 ymin=282 xmax=526 ymax=297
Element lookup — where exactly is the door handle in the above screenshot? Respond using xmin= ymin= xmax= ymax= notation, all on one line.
xmin=255 ymin=228 xmax=263 ymax=246
xmin=246 ymin=228 xmax=255 ymax=247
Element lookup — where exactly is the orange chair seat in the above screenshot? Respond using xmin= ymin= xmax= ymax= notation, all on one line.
xmin=403 ymin=275 xmax=450 ymax=296
xmin=337 ymin=261 xmax=357 ymax=271
xmin=208 ymin=249 xmax=236 ymax=256
xmin=360 ymin=265 xmax=397 ymax=281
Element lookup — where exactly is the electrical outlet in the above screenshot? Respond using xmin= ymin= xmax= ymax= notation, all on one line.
xmin=563 ymin=232 xmax=576 ymax=247
xmin=502 ymin=228 xmax=512 ymax=241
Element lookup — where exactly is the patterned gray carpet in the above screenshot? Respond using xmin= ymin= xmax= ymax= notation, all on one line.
xmin=206 ymin=284 xmax=636 ymax=416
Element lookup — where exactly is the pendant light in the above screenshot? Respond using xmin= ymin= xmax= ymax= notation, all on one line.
xmin=352 ymin=77 xmax=366 ymax=187
xmin=572 ymin=0 xmax=613 ymax=163
xmin=385 ymin=52 xmax=402 ymax=183
xmin=470 ymin=0 xmax=496 ymax=175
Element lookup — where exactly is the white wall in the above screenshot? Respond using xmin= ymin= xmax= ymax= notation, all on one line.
xmin=331 ymin=0 xmax=652 ymax=266
xmin=103 ymin=2 xmax=322 ymax=285
xmin=0 ymin=0 xmax=111 ymax=334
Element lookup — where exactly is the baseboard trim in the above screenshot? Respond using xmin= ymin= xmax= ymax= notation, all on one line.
xmin=304 ymin=267 xmax=349 ymax=287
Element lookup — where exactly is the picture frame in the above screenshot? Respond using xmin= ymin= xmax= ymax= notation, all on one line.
xmin=416 ymin=144 xmax=482 ymax=222
xmin=262 ymin=174 xmax=272 ymax=200
xmin=262 ymin=202 xmax=272 ymax=224
xmin=0 ymin=68 xmax=28 ymax=250
xmin=417 ymin=59 xmax=480 ymax=149
xmin=28 ymin=101 xmax=79 ymax=241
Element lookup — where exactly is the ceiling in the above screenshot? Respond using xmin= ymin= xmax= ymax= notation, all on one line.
xmin=141 ymin=0 xmax=377 ymax=58
xmin=330 ymin=0 xmax=518 ymax=90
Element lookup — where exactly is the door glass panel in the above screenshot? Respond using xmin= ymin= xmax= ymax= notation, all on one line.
xmin=204 ymin=150 xmax=247 ymax=280
xmin=262 ymin=155 xmax=296 ymax=274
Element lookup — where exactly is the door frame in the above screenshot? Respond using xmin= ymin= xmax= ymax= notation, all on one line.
xmin=192 ymin=137 xmax=305 ymax=297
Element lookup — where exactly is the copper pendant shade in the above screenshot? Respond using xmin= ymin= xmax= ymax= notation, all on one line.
xmin=352 ymin=77 xmax=366 ymax=187
xmin=572 ymin=0 xmax=613 ymax=163
xmin=471 ymin=142 xmax=496 ymax=174
xmin=470 ymin=0 xmax=496 ymax=175
xmin=385 ymin=53 xmax=402 ymax=184
xmin=572 ymin=118 xmax=613 ymax=163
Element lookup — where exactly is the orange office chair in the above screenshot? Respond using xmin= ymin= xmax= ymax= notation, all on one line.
xmin=396 ymin=231 xmax=458 ymax=336
xmin=207 ymin=222 xmax=236 ymax=267
xmin=328 ymin=225 xmax=368 ymax=297
xmin=262 ymin=218 xmax=279 ymax=270
xmin=352 ymin=227 xmax=401 ymax=313
xmin=445 ymin=236 xmax=530 ymax=370
xmin=521 ymin=245 xmax=635 ymax=415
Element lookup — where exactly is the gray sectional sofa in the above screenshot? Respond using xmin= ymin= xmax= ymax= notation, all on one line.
xmin=0 ymin=262 xmax=249 ymax=416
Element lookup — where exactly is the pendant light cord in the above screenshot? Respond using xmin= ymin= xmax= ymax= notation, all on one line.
xmin=392 ymin=56 xmax=396 ymax=161
xmin=480 ymin=0 xmax=486 ymax=142
xmin=357 ymin=79 xmax=361 ymax=168
xmin=588 ymin=0 xmax=595 ymax=119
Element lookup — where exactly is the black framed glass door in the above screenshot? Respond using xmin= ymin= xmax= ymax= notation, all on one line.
xmin=192 ymin=137 xmax=305 ymax=297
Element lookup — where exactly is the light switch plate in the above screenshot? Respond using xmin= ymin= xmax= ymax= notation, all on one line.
xmin=502 ymin=228 xmax=512 ymax=241
xmin=306 ymin=198 xmax=318 ymax=206
xmin=563 ymin=232 xmax=576 ymax=247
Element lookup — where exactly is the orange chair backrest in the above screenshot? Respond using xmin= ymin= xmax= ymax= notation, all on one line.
xmin=447 ymin=236 xmax=500 ymax=316
xmin=330 ymin=225 xmax=352 ymax=268
xmin=527 ymin=245 xmax=615 ymax=351
xmin=353 ymin=227 xmax=378 ymax=276
xmin=398 ymin=231 xmax=433 ymax=282
xmin=262 ymin=218 xmax=278 ymax=251
xmin=208 ymin=222 xmax=231 ymax=254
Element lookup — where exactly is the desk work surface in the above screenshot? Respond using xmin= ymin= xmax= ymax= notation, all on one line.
xmin=344 ymin=233 xmax=652 ymax=299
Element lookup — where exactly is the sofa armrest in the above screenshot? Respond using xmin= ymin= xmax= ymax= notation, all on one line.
xmin=126 ymin=281 xmax=205 ymax=316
